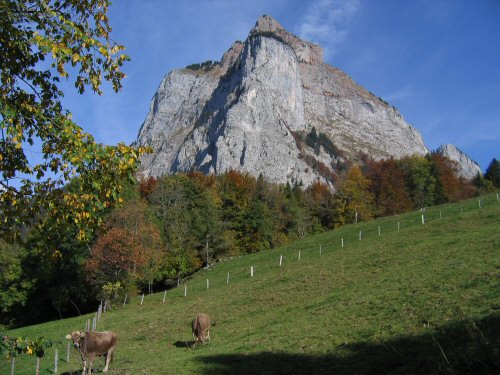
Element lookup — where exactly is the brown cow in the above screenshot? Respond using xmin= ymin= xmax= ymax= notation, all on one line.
xmin=66 ymin=330 xmax=118 ymax=375
xmin=192 ymin=313 xmax=211 ymax=346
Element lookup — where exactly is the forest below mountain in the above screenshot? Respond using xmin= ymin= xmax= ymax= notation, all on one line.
xmin=1 ymin=155 xmax=499 ymax=328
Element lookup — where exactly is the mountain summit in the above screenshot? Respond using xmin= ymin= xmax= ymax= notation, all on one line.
xmin=136 ymin=15 xmax=429 ymax=186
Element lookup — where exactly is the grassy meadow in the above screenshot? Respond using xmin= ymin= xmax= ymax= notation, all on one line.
xmin=2 ymin=193 xmax=499 ymax=374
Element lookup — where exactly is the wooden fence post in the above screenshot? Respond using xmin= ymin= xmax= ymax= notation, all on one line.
xmin=10 ymin=357 xmax=15 ymax=375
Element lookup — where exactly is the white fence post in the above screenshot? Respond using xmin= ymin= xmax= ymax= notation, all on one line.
xmin=184 ymin=285 xmax=187 ymax=297
xmin=319 ymin=245 xmax=322 ymax=255
xmin=439 ymin=210 xmax=442 ymax=219
xmin=341 ymin=238 xmax=344 ymax=248
xmin=66 ymin=341 xmax=70 ymax=363
xmin=497 ymin=192 xmax=499 ymax=201
xmin=378 ymin=226 xmax=381 ymax=236
xmin=227 ymin=272 xmax=230 ymax=284
xmin=298 ymin=250 xmax=301 ymax=260
xmin=10 ymin=357 xmax=14 ymax=375
xmin=206 ymin=279 xmax=209 ymax=289
xmin=398 ymin=221 xmax=400 ymax=230
xmin=163 ymin=290 xmax=167 ymax=303
xmin=140 ymin=293 xmax=144 ymax=306
xmin=251 ymin=266 xmax=254 ymax=277
xmin=359 ymin=231 xmax=362 ymax=240
xmin=478 ymin=199 xmax=482 ymax=208
xmin=54 ymin=348 xmax=58 ymax=373
xmin=421 ymin=214 xmax=425 ymax=225
xmin=279 ymin=255 xmax=283 ymax=266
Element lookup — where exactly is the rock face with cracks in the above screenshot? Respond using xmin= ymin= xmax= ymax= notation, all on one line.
xmin=137 ymin=15 xmax=431 ymax=187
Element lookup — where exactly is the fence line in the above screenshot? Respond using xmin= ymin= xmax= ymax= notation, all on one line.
xmin=4 ymin=193 xmax=498 ymax=373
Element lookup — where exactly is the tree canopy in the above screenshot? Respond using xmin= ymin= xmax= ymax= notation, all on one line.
xmin=0 ymin=0 xmax=148 ymax=241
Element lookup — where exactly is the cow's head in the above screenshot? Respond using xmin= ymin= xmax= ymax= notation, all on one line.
xmin=65 ymin=331 xmax=86 ymax=348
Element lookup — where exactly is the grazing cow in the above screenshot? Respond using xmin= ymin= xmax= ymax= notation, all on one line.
xmin=66 ymin=330 xmax=118 ymax=375
xmin=192 ymin=313 xmax=211 ymax=346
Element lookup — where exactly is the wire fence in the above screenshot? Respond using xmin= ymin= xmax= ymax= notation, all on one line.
xmin=2 ymin=192 xmax=499 ymax=374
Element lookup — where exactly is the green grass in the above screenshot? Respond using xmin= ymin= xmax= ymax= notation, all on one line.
xmin=2 ymin=193 xmax=500 ymax=374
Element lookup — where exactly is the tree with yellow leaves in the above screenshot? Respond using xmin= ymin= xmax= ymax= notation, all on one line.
xmin=0 ymin=0 xmax=148 ymax=241
xmin=334 ymin=165 xmax=375 ymax=226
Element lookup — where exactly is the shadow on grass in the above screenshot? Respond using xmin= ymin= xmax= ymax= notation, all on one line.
xmin=174 ymin=340 xmax=195 ymax=348
xmin=195 ymin=313 xmax=499 ymax=375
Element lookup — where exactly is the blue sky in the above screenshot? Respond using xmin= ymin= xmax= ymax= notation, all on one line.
xmin=60 ymin=0 xmax=500 ymax=172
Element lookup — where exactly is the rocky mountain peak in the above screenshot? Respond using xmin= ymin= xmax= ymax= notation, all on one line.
xmin=136 ymin=15 xmax=429 ymax=187
xmin=250 ymin=14 xmax=323 ymax=65
xmin=253 ymin=14 xmax=286 ymax=34
xmin=435 ymin=144 xmax=482 ymax=180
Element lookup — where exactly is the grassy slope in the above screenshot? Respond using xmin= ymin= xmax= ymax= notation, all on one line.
xmin=2 ymin=193 xmax=499 ymax=374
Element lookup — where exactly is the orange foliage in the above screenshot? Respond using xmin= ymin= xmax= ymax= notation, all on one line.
xmin=139 ymin=176 xmax=158 ymax=198
xmin=430 ymin=154 xmax=475 ymax=202
xmin=86 ymin=201 xmax=164 ymax=286
xmin=365 ymin=158 xmax=413 ymax=215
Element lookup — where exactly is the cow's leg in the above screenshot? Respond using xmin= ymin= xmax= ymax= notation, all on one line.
xmin=82 ymin=359 xmax=86 ymax=375
xmin=206 ymin=329 xmax=211 ymax=341
xmin=103 ymin=347 xmax=114 ymax=372
xmin=87 ymin=353 xmax=95 ymax=375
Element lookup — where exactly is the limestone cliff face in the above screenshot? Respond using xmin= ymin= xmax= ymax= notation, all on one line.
xmin=136 ymin=15 xmax=428 ymax=186
xmin=435 ymin=144 xmax=482 ymax=180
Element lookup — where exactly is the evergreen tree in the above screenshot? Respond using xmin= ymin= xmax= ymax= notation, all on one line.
xmin=484 ymin=158 xmax=500 ymax=188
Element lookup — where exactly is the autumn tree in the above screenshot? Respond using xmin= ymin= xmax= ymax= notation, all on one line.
xmin=0 ymin=0 xmax=148 ymax=242
xmin=429 ymin=153 xmax=475 ymax=202
xmin=86 ymin=200 xmax=164 ymax=300
xmin=305 ymin=181 xmax=336 ymax=229
xmin=365 ymin=158 xmax=413 ymax=216
xmin=334 ymin=166 xmax=374 ymax=225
